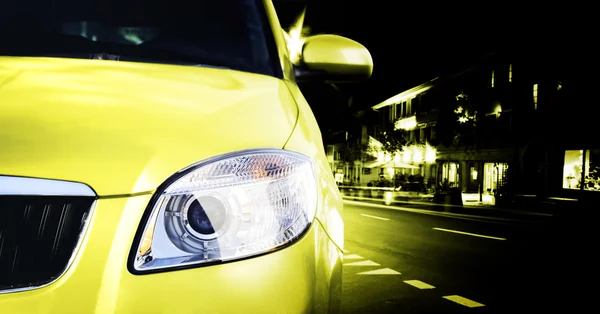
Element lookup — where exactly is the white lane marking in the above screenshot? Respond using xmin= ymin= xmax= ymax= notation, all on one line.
xmin=404 ymin=280 xmax=435 ymax=289
xmin=433 ymin=227 xmax=507 ymax=240
xmin=360 ymin=213 xmax=390 ymax=221
xmin=344 ymin=260 xmax=380 ymax=266
xmin=443 ymin=295 xmax=485 ymax=308
xmin=343 ymin=195 xmax=553 ymax=217
xmin=343 ymin=254 xmax=363 ymax=260
xmin=343 ymin=200 xmax=535 ymax=225
xmin=357 ymin=268 xmax=401 ymax=275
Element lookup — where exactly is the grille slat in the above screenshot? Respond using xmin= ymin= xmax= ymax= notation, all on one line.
xmin=0 ymin=195 xmax=94 ymax=292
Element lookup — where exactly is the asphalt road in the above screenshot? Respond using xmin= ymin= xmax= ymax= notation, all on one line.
xmin=341 ymin=200 xmax=591 ymax=314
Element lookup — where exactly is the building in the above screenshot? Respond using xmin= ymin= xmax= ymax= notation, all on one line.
xmin=369 ymin=80 xmax=439 ymax=189
xmin=371 ymin=51 xmax=595 ymax=207
xmin=324 ymin=121 xmax=379 ymax=186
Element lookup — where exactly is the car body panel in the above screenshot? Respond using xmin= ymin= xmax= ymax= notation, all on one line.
xmin=282 ymin=81 xmax=344 ymax=313
xmin=0 ymin=1 xmax=345 ymax=312
xmin=263 ymin=0 xmax=296 ymax=81
xmin=0 ymin=194 xmax=339 ymax=314
xmin=282 ymin=81 xmax=344 ymax=252
xmin=0 ymin=58 xmax=343 ymax=314
xmin=0 ymin=56 xmax=297 ymax=196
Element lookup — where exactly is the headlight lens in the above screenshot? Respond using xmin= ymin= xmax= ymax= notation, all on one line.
xmin=131 ymin=149 xmax=317 ymax=272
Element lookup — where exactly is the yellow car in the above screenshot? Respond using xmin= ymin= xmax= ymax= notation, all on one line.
xmin=0 ymin=1 xmax=372 ymax=313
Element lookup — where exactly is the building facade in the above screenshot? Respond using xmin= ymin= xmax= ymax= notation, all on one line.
xmin=372 ymin=51 xmax=595 ymax=207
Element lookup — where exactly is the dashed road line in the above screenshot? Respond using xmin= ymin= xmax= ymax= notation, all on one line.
xmin=360 ymin=213 xmax=390 ymax=221
xmin=345 ymin=250 xmax=485 ymax=309
xmin=433 ymin=227 xmax=507 ymax=240
xmin=404 ymin=280 xmax=435 ymax=289
xmin=343 ymin=254 xmax=363 ymax=260
xmin=443 ymin=295 xmax=485 ymax=308
xmin=344 ymin=260 xmax=380 ymax=266
xmin=357 ymin=268 xmax=401 ymax=275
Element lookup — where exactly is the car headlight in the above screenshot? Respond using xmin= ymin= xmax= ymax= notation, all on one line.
xmin=129 ymin=149 xmax=318 ymax=273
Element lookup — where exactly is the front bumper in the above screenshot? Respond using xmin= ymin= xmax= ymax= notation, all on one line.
xmin=0 ymin=195 xmax=342 ymax=314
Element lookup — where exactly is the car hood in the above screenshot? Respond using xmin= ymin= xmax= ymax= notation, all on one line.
xmin=0 ymin=57 xmax=298 ymax=196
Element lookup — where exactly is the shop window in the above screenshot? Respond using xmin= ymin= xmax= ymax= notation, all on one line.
xmin=466 ymin=164 xmax=479 ymax=193
xmin=584 ymin=149 xmax=600 ymax=191
xmin=563 ymin=149 xmax=600 ymax=191
xmin=484 ymin=163 xmax=509 ymax=194
xmin=441 ymin=162 xmax=459 ymax=188
xmin=563 ymin=150 xmax=583 ymax=189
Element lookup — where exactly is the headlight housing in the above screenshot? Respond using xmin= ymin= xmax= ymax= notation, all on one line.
xmin=129 ymin=149 xmax=317 ymax=273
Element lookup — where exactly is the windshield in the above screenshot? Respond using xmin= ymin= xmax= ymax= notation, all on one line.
xmin=0 ymin=0 xmax=277 ymax=76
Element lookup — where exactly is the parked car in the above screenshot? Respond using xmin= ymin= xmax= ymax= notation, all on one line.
xmin=0 ymin=1 xmax=373 ymax=313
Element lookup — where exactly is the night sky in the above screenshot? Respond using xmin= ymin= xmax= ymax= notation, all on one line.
xmin=274 ymin=0 xmax=589 ymax=108
xmin=273 ymin=0 xmax=591 ymax=134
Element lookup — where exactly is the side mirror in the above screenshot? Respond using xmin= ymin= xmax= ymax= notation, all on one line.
xmin=295 ymin=34 xmax=373 ymax=84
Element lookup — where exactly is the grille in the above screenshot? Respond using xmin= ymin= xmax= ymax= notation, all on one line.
xmin=0 ymin=195 xmax=95 ymax=292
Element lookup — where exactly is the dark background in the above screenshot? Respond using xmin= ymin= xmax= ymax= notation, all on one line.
xmin=273 ymin=0 xmax=592 ymax=133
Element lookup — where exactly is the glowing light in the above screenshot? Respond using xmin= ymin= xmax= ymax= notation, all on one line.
xmin=413 ymin=149 xmax=423 ymax=163
xmin=402 ymin=150 xmax=411 ymax=163
xmin=458 ymin=116 xmax=469 ymax=123
xmin=454 ymin=106 xmax=463 ymax=114
xmin=377 ymin=151 xmax=385 ymax=162
xmin=284 ymin=7 xmax=309 ymax=64
xmin=393 ymin=153 xmax=401 ymax=163
xmin=395 ymin=116 xmax=417 ymax=131
xmin=533 ymin=83 xmax=539 ymax=109
xmin=494 ymin=104 xmax=502 ymax=116
xmin=425 ymin=144 xmax=437 ymax=163
xmin=386 ymin=167 xmax=394 ymax=178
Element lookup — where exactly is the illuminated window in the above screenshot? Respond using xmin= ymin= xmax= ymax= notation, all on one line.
xmin=491 ymin=70 xmax=495 ymax=88
xmin=563 ymin=150 xmax=600 ymax=192
xmin=533 ymin=84 xmax=538 ymax=109
xmin=441 ymin=162 xmax=460 ymax=188
xmin=484 ymin=163 xmax=508 ymax=194
xmin=508 ymin=64 xmax=512 ymax=82
xmin=563 ymin=150 xmax=583 ymax=189
xmin=584 ymin=150 xmax=600 ymax=191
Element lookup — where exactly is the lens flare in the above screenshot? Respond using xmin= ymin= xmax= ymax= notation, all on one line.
xmin=284 ymin=7 xmax=310 ymax=64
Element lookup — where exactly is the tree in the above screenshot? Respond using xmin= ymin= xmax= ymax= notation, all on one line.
xmin=380 ymin=121 xmax=408 ymax=156
xmin=431 ymin=92 xmax=479 ymax=150
xmin=341 ymin=142 xmax=370 ymax=163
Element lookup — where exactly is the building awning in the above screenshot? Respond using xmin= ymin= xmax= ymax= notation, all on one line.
xmin=363 ymin=160 xmax=420 ymax=169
